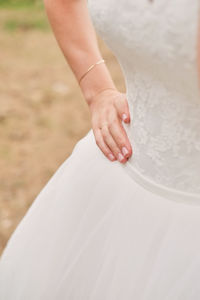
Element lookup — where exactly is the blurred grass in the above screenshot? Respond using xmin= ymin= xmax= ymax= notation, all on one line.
xmin=0 ymin=0 xmax=49 ymax=32
xmin=0 ymin=0 xmax=43 ymax=9
xmin=4 ymin=18 xmax=48 ymax=31
xmin=0 ymin=0 xmax=125 ymax=255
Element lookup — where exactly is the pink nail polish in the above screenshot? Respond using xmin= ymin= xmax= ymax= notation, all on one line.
xmin=108 ymin=153 xmax=115 ymax=161
xmin=117 ymin=153 xmax=124 ymax=162
xmin=122 ymin=113 xmax=127 ymax=122
xmin=122 ymin=146 xmax=129 ymax=156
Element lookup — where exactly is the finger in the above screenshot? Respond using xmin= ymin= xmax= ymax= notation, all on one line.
xmin=100 ymin=125 xmax=127 ymax=164
xmin=108 ymin=118 xmax=132 ymax=158
xmin=114 ymin=94 xmax=131 ymax=123
xmin=93 ymin=128 xmax=116 ymax=162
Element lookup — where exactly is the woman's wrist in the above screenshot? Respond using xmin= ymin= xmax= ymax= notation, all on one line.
xmin=79 ymin=61 xmax=117 ymax=106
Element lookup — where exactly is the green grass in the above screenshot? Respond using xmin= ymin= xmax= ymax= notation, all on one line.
xmin=0 ymin=0 xmax=50 ymax=32
xmin=4 ymin=18 xmax=49 ymax=32
xmin=0 ymin=0 xmax=43 ymax=10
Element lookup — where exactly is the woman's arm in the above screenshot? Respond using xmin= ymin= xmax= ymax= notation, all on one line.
xmin=44 ymin=0 xmax=115 ymax=103
xmin=44 ymin=0 xmax=132 ymax=163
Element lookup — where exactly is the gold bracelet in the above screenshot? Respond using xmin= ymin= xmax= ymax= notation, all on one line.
xmin=78 ymin=59 xmax=105 ymax=85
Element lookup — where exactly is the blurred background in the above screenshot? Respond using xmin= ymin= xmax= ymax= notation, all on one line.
xmin=0 ymin=0 xmax=125 ymax=255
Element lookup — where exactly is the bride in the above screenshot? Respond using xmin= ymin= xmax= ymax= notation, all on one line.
xmin=1 ymin=0 xmax=200 ymax=299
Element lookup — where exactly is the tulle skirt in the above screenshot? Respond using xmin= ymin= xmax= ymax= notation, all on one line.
xmin=1 ymin=129 xmax=200 ymax=300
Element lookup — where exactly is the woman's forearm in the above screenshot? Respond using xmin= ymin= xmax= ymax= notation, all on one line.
xmin=44 ymin=0 xmax=116 ymax=105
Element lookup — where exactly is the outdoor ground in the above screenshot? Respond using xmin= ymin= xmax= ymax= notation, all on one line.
xmin=0 ymin=2 xmax=125 ymax=255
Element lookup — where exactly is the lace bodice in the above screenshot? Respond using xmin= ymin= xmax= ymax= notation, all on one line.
xmin=88 ymin=0 xmax=200 ymax=197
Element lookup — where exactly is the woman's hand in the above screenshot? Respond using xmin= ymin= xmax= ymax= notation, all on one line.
xmin=88 ymin=88 xmax=133 ymax=163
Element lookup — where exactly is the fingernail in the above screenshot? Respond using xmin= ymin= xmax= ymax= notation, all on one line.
xmin=108 ymin=153 xmax=115 ymax=161
xmin=122 ymin=113 xmax=127 ymax=122
xmin=122 ymin=146 xmax=129 ymax=156
xmin=117 ymin=153 xmax=124 ymax=162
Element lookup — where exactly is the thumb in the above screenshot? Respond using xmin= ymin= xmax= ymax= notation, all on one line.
xmin=114 ymin=93 xmax=131 ymax=124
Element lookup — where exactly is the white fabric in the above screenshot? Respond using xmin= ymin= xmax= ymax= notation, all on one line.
xmin=88 ymin=0 xmax=200 ymax=195
xmin=1 ymin=1 xmax=200 ymax=299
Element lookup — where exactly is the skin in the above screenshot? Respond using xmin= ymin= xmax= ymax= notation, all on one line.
xmin=44 ymin=0 xmax=132 ymax=163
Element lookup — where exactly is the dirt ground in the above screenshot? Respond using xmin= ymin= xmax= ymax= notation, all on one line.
xmin=0 ymin=8 xmax=125 ymax=255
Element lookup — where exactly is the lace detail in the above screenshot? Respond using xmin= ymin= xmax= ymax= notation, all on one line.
xmin=88 ymin=0 xmax=200 ymax=195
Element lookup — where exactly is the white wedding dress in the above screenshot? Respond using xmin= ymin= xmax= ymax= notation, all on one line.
xmin=1 ymin=0 xmax=200 ymax=299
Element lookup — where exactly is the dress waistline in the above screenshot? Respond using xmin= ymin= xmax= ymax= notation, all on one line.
xmin=123 ymin=161 xmax=200 ymax=206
